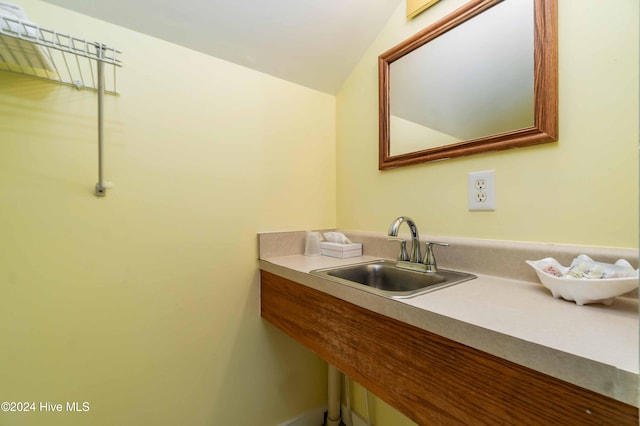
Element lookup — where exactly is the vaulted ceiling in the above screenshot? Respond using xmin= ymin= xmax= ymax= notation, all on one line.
xmin=41 ymin=0 xmax=401 ymax=94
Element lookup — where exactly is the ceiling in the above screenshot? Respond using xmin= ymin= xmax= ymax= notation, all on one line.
xmin=40 ymin=0 xmax=401 ymax=94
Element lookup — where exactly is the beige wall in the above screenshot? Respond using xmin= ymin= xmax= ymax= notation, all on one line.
xmin=0 ymin=1 xmax=335 ymax=425
xmin=337 ymin=0 xmax=638 ymax=249
xmin=336 ymin=0 xmax=638 ymax=424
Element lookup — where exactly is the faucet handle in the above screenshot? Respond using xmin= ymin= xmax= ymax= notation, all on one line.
xmin=427 ymin=241 xmax=449 ymax=247
xmin=388 ymin=238 xmax=410 ymax=261
xmin=423 ymin=241 xmax=449 ymax=272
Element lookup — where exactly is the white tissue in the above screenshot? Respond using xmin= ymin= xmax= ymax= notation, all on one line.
xmin=322 ymin=232 xmax=352 ymax=245
xmin=0 ymin=1 xmax=55 ymax=72
xmin=0 ymin=1 xmax=28 ymax=21
xmin=304 ymin=231 xmax=322 ymax=256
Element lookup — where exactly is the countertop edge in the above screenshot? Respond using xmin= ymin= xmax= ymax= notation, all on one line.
xmin=259 ymin=258 xmax=638 ymax=407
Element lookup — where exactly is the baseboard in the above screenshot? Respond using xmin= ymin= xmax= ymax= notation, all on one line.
xmin=278 ymin=405 xmax=327 ymax=426
xmin=277 ymin=403 xmax=367 ymax=426
xmin=340 ymin=404 xmax=367 ymax=426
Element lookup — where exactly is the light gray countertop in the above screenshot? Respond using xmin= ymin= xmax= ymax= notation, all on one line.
xmin=258 ymin=232 xmax=639 ymax=407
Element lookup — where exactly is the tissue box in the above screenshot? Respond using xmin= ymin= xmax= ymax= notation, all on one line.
xmin=320 ymin=242 xmax=362 ymax=258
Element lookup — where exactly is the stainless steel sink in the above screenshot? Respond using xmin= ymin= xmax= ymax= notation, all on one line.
xmin=311 ymin=260 xmax=476 ymax=299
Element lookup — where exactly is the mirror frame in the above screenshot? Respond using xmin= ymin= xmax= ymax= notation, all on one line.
xmin=379 ymin=0 xmax=557 ymax=169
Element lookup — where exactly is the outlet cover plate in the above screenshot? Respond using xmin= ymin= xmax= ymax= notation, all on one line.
xmin=468 ymin=170 xmax=495 ymax=211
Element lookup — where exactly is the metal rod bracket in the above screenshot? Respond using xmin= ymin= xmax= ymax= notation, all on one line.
xmin=95 ymin=182 xmax=106 ymax=197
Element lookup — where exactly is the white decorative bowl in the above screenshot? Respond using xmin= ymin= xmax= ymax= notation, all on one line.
xmin=526 ymin=255 xmax=638 ymax=306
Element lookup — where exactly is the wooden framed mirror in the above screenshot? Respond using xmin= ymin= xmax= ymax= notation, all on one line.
xmin=379 ymin=0 xmax=557 ymax=169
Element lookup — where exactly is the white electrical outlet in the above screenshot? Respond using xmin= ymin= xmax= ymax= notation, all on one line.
xmin=468 ymin=170 xmax=495 ymax=211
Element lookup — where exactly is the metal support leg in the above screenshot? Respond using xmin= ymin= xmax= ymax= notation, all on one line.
xmin=95 ymin=45 xmax=106 ymax=197
xmin=327 ymin=364 xmax=342 ymax=426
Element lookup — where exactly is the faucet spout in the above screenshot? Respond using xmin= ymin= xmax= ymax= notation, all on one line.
xmin=388 ymin=216 xmax=422 ymax=263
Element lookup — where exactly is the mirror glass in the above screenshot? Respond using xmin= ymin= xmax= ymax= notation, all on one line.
xmin=379 ymin=0 xmax=557 ymax=169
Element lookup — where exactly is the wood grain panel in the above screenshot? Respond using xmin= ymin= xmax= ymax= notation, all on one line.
xmin=260 ymin=271 xmax=638 ymax=425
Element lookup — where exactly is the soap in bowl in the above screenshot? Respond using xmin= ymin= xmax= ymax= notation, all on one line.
xmin=526 ymin=255 xmax=638 ymax=306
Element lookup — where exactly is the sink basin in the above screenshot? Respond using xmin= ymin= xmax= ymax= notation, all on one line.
xmin=311 ymin=260 xmax=476 ymax=299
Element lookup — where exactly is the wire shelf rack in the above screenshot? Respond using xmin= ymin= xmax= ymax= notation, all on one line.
xmin=0 ymin=15 xmax=122 ymax=94
xmin=1 ymin=13 xmax=124 ymax=196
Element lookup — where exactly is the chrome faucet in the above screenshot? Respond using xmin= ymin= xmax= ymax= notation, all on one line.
xmin=388 ymin=216 xmax=421 ymax=263
xmin=388 ymin=216 xmax=449 ymax=273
